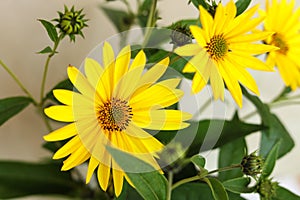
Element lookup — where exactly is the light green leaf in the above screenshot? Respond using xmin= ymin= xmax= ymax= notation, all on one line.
xmin=38 ymin=19 xmax=58 ymax=43
xmin=218 ymin=137 xmax=246 ymax=181
xmin=235 ymin=0 xmax=251 ymax=16
xmin=37 ymin=46 xmax=53 ymax=54
xmin=273 ymin=186 xmax=300 ymax=200
xmin=223 ymin=177 xmax=255 ymax=194
xmin=261 ymin=141 xmax=281 ymax=178
xmin=0 ymin=96 xmax=32 ymax=126
xmin=106 ymin=146 xmax=168 ymax=200
xmin=191 ymin=154 xmax=206 ymax=168
xmin=0 ymin=161 xmax=80 ymax=199
xmin=204 ymin=177 xmax=229 ymax=200
xmin=242 ymin=87 xmax=294 ymax=158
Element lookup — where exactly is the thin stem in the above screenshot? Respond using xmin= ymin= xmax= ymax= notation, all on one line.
xmin=0 ymin=59 xmax=38 ymax=105
xmin=172 ymin=175 xmax=200 ymax=190
xmin=122 ymin=0 xmax=133 ymax=14
xmin=141 ymin=0 xmax=157 ymax=47
xmin=167 ymin=171 xmax=173 ymax=200
xmin=207 ymin=164 xmax=241 ymax=175
xmin=40 ymin=35 xmax=62 ymax=103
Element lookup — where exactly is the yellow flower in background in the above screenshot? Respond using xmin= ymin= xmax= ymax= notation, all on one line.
xmin=43 ymin=42 xmax=191 ymax=196
xmin=175 ymin=0 xmax=278 ymax=107
xmin=263 ymin=0 xmax=300 ymax=90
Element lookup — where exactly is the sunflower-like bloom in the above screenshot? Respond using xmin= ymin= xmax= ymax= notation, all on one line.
xmin=175 ymin=0 xmax=278 ymax=107
xmin=263 ymin=0 xmax=300 ymax=90
xmin=43 ymin=42 xmax=191 ymax=196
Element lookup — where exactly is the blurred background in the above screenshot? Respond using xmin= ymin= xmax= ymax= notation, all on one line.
xmin=0 ymin=0 xmax=300 ymax=199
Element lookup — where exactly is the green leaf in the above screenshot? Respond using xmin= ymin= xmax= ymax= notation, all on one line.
xmin=242 ymin=87 xmax=294 ymax=158
xmin=235 ymin=0 xmax=251 ymax=16
xmin=218 ymin=137 xmax=246 ymax=181
xmin=191 ymin=154 xmax=206 ymax=168
xmin=37 ymin=46 xmax=53 ymax=54
xmin=101 ymin=6 xmax=134 ymax=32
xmin=188 ymin=0 xmax=209 ymax=9
xmin=38 ymin=19 xmax=58 ymax=43
xmin=106 ymin=146 xmax=168 ymax=200
xmin=0 ymin=96 xmax=32 ymax=126
xmin=273 ymin=186 xmax=300 ymax=200
xmin=0 ymin=160 xmax=80 ymax=199
xmin=223 ymin=177 xmax=255 ymax=194
xmin=45 ymin=79 xmax=73 ymax=103
xmin=261 ymin=141 xmax=281 ymax=178
xmin=204 ymin=177 xmax=229 ymax=200
xmin=169 ymin=18 xmax=200 ymax=28
xmin=137 ymin=0 xmax=158 ymax=28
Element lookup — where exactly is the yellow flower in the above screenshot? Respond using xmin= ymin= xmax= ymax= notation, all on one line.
xmin=263 ymin=0 xmax=300 ymax=90
xmin=175 ymin=0 xmax=277 ymax=107
xmin=43 ymin=42 xmax=191 ymax=196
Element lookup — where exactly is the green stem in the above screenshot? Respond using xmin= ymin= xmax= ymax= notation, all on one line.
xmin=0 ymin=59 xmax=38 ymax=105
xmin=142 ymin=0 xmax=157 ymax=47
xmin=40 ymin=35 xmax=62 ymax=103
xmin=172 ymin=164 xmax=241 ymax=190
xmin=167 ymin=171 xmax=173 ymax=200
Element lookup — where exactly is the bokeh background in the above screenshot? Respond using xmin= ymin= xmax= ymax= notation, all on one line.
xmin=0 ymin=0 xmax=300 ymax=199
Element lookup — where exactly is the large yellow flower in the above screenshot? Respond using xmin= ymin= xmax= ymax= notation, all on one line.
xmin=175 ymin=0 xmax=278 ymax=107
xmin=263 ymin=0 xmax=300 ymax=90
xmin=43 ymin=42 xmax=191 ymax=196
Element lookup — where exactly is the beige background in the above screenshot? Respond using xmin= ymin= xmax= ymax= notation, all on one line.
xmin=1 ymin=0 xmax=300 ymax=199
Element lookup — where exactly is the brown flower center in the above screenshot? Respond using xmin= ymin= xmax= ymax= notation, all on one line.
xmin=97 ymin=98 xmax=132 ymax=131
xmin=271 ymin=33 xmax=289 ymax=55
xmin=205 ymin=34 xmax=229 ymax=60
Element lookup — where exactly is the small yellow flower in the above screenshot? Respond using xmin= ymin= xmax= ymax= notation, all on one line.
xmin=263 ymin=0 xmax=300 ymax=90
xmin=43 ymin=42 xmax=191 ymax=196
xmin=175 ymin=0 xmax=277 ymax=107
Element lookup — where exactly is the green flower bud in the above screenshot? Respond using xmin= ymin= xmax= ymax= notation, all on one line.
xmin=170 ymin=23 xmax=192 ymax=48
xmin=241 ymin=151 xmax=264 ymax=177
xmin=54 ymin=5 xmax=88 ymax=42
xmin=257 ymin=178 xmax=278 ymax=200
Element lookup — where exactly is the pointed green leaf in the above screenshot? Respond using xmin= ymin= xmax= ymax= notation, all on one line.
xmin=218 ymin=138 xmax=246 ymax=181
xmin=242 ymin=87 xmax=294 ymax=158
xmin=204 ymin=177 xmax=229 ymax=200
xmin=235 ymin=0 xmax=251 ymax=16
xmin=223 ymin=177 xmax=255 ymax=194
xmin=38 ymin=19 xmax=58 ymax=43
xmin=189 ymin=0 xmax=209 ymax=9
xmin=106 ymin=146 xmax=168 ymax=200
xmin=191 ymin=154 xmax=206 ymax=168
xmin=37 ymin=46 xmax=53 ymax=54
xmin=0 ymin=96 xmax=32 ymax=126
xmin=273 ymin=186 xmax=300 ymax=200
xmin=261 ymin=141 xmax=281 ymax=178
xmin=0 ymin=161 xmax=80 ymax=199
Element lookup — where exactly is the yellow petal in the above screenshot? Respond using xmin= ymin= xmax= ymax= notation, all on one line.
xmin=97 ymin=152 xmax=111 ymax=191
xmin=112 ymin=168 xmax=124 ymax=197
xmin=53 ymin=136 xmax=81 ymax=159
xmin=53 ymin=89 xmax=94 ymax=106
xmin=115 ymin=45 xmax=131 ymax=86
xmin=210 ymin=61 xmax=225 ymax=101
xmin=129 ymin=50 xmax=146 ymax=70
xmin=191 ymin=72 xmax=207 ymax=94
xmin=228 ymin=31 xmax=274 ymax=44
xmin=218 ymin=0 xmax=236 ymax=34
xmin=86 ymin=156 xmax=99 ymax=184
xmin=43 ymin=123 xmax=77 ymax=141
xmin=103 ymin=41 xmax=115 ymax=68
xmin=44 ymin=105 xmax=74 ymax=122
xmin=190 ymin=25 xmax=208 ymax=46
xmin=230 ymin=43 xmax=278 ymax=55
xmin=175 ymin=43 xmax=202 ymax=56
xmin=84 ymin=58 xmax=103 ymax=89
xmin=61 ymin=145 xmax=90 ymax=171
xmin=199 ymin=6 xmax=213 ymax=38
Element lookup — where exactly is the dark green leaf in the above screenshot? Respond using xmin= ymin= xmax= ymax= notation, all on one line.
xmin=101 ymin=6 xmax=134 ymax=32
xmin=37 ymin=46 xmax=53 ymax=54
xmin=38 ymin=19 xmax=58 ymax=43
xmin=0 ymin=160 xmax=80 ymax=198
xmin=242 ymin=87 xmax=294 ymax=158
xmin=45 ymin=79 xmax=73 ymax=103
xmin=189 ymin=0 xmax=209 ymax=9
xmin=218 ymin=137 xmax=246 ymax=181
xmin=273 ymin=186 xmax=300 ymax=200
xmin=191 ymin=154 xmax=206 ymax=168
xmin=168 ymin=18 xmax=200 ymax=28
xmin=204 ymin=177 xmax=229 ymax=200
xmin=106 ymin=146 xmax=168 ymax=200
xmin=223 ymin=177 xmax=255 ymax=194
xmin=0 ymin=96 xmax=32 ymax=126
xmin=261 ymin=141 xmax=281 ymax=178
xmin=235 ymin=0 xmax=251 ymax=16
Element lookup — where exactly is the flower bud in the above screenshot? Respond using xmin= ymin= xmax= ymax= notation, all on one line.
xmin=54 ymin=5 xmax=88 ymax=42
xmin=257 ymin=178 xmax=278 ymax=200
xmin=241 ymin=152 xmax=263 ymax=177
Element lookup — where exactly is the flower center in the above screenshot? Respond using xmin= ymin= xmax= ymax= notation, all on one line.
xmin=206 ymin=35 xmax=229 ymax=60
xmin=97 ymin=98 xmax=133 ymax=132
xmin=270 ymin=33 xmax=289 ymax=55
